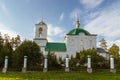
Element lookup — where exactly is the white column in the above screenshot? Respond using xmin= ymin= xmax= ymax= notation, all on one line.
xmin=87 ymin=55 xmax=91 ymax=68
xmin=44 ymin=58 xmax=47 ymax=69
xmin=65 ymin=54 xmax=69 ymax=72
xmin=110 ymin=55 xmax=116 ymax=73
xmin=23 ymin=56 xmax=27 ymax=68
xmin=4 ymin=56 xmax=8 ymax=68
xmin=2 ymin=56 xmax=8 ymax=73
xmin=66 ymin=57 xmax=69 ymax=68
xmin=110 ymin=55 xmax=114 ymax=69
xmin=43 ymin=54 xmax=48 ymax=72
xmin=87 ymin=55 xmax=92 ymax=73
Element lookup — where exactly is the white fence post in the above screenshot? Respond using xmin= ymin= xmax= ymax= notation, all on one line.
xmin=2 ymin=56 xmax=8 ymax=73
xmin=87 ymin=55 xmax=92 ymax=73
xmin=22 ymin=56 xmax=27 ymax=73
xmin=43 ymin=55 xmax=48 ymax=72
xmin=65 ymin=54 xmax=69 ymax=72
xmin=110 ymin=55 xmax=116 ymax=73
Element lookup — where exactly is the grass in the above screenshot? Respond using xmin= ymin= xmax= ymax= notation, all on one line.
xmin=0 ymin=71 xmax=120 ymax=80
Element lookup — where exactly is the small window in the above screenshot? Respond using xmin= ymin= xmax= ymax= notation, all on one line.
xmin=70 ymin=39 xmax=74 ymax=45
xmin=80 ymin=40 xmax=83 ymax=45
xmin=90 ymin=40 xmax=92 ymax=46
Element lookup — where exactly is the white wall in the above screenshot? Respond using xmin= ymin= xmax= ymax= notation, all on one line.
xmin=34 ymin=39 xmax=47 ymax=47
xmin=65 ymin=33 xmax=97 ymax=57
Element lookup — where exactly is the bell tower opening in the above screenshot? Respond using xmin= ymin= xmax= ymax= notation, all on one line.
xmin=39 ymin=27 xmax=43 ymax=37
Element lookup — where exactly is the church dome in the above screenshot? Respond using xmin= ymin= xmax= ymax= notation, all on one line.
xmin=68 ymin=18 xmax=90 ymax=35
xmin=68 ymin=28 xmax=90 ymax=35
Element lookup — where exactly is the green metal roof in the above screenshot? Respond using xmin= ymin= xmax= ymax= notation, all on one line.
xmin=68 ymin=28 xmax=90 ymax=35
xmin=45 ymin=42 xmax=66 ymax=51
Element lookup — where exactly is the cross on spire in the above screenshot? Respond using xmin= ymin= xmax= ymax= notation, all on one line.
xmin=75 ymin=18 xmax=80 ymax=29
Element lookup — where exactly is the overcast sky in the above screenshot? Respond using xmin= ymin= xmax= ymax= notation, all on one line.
xmin=0 ymin=0 xmax=120 ymax=48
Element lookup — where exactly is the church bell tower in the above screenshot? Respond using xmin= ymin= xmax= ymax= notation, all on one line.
xmin=34 ymin=19 xmax=47 ymax=52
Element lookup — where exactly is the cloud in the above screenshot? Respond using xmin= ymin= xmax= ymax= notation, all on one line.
xmin=79 ymin=0 xmax=104 ymax=8
xmin=70 ymin=8 xmax=81 ymax=20
xmin=0 ymin=2 xmax=8 ymax=14
xmin=84 ymin=1 xmax=120 ymax=47
xmin=59 ymin=13 xmax=64 ymax=22
xmin=47 ymin=37 xmax=55 ymax=42
xmin=47 ymin=24 xmax=66 ymax=42
xmin=83 ymin=11 xmax=101 ymax=24
xmin=0 ymin=23 xmax=20 ymax=39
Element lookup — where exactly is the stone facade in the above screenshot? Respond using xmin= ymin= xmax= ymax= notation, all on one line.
xmin=34 ymin=19 xmax=97 ymax=58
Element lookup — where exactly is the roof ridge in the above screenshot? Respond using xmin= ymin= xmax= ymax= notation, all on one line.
xmin=68 ymin=28 xmax=90 ymax=35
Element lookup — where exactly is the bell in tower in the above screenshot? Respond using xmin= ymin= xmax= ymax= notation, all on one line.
xmin=39 ymin=27 xmax=43 ymax=37
xmin=35 ymin=20 xmax=47 ymax=39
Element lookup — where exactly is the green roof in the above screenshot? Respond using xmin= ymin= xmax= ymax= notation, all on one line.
xmin=45 ymin=43 xmax=66 ymax=51
xmin=68 ymin=28 xmax=90 ymax=35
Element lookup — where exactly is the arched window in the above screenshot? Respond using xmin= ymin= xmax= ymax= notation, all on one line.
xmin=39 ymin=27 xmax=42 ymax=37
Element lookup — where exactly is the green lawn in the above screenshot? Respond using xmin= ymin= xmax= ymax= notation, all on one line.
xmin=0 ymin=71 xmax=120 ymax=80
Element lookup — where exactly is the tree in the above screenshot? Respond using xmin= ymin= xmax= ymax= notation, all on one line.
xmin=75 ymin=48 xmax=106 ymax=69
xmin=10 ymin=35 xmax=21 ymax=50
xmin=47 ymin=51 xmax=62 ymax=70
xmin=0 ymin=33 xmax=13 ymax=68
xmin=0 ymin=32 xmax=4 ymax=45
xmin=0 ymin=33 xmax=22 ymax=69
xmin=12 ymin=40 xmax=43 ymax=70
xmin=108 ymin=44 xmax=119 ymax=59
xmin=0 ymin=40 xmax=13 ymax=68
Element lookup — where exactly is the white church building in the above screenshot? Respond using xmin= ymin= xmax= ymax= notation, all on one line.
xmin=34 ymin=19 xmax=97 ymax=58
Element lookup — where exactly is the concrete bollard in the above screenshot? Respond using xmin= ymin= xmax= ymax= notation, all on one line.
xmin=22 ymin=56 xmax=27 ymax=73
xmin=87 ymin=55 xmax=92 ymax=73
xmin=110 ymin=55 xmax=116 ymax=73
xmin=2 ymin=56 xmax=8 ymax=73
xmin=43 ymin=55 xmax=48 ymax=72
xmin=65 ymin=54 xmax=69 ymax=72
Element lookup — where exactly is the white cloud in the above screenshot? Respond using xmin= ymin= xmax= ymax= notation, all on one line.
xmin=59 ymin=12 xmax=64 ymax=22
xmin=0 ymin=23 xmax=19 ymax=38
xmin=70 ymin=8 xmax=81 ymax=20
xmin=84 ymin=1 xmax=120 ymax=47
xmin=0 ymin=2 xmax=8 ymax=14
xmin=47 ymin=37 xmax=55 ymax=42
xmin=83 ymin=11 xmax=101 ymax=24
xmin=47 ymin=24 xmax=65 ymax=42
xmin=79 ymin=0 xmax=104 ymax=8
xmin=107 ymin=40 xmax=120 ymax=49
